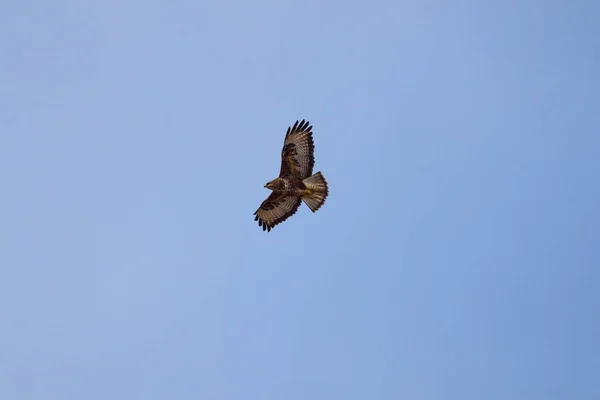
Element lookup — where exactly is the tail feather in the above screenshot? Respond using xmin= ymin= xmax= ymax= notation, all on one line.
xmin=301 ymin=171 xmax=328 ymax=212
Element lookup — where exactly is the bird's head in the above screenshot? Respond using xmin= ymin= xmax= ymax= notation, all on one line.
xmin=264 ymin=179 xmax=277 ymax=190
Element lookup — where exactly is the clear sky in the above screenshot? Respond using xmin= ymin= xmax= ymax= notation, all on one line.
xmin=1 ymin=1 xmax=599 ymax=399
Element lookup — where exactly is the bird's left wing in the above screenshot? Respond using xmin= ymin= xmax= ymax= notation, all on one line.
xmin=279 ymin=119 xmax=315 ymax=179
xmin=254 ymin=191 xmax=302 ymax=232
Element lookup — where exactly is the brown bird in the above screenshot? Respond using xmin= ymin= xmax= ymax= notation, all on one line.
xmin=254 ymin=120 xmax=328 ymax=232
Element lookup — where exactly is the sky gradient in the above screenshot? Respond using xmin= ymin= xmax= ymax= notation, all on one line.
xmin=1 ymin=1 xmax=599 ymax=399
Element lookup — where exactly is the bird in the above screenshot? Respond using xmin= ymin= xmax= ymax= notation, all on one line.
xmin=254 ymin=120 xmax=328 ymax=232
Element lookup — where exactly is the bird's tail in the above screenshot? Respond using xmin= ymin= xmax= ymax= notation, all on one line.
xmin=301 ymin=171 xmax=328 ymax=212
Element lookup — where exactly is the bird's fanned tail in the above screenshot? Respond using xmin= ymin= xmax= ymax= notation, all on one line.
xmin=301 ymin=171 xmax=328 ymax=212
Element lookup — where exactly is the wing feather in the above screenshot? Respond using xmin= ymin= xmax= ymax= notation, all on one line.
xmin=279 ymin=119 xmax=315 ymax=179
xmin=253 ymin=192 xmax=302 ymax=232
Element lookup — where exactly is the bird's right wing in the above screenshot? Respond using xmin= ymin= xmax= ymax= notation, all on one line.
xmin=254 ymin=191 xmax=302 ymax=232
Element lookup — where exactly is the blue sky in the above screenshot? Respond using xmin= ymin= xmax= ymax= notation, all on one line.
xmin=1 ymin=0 xmax=599 ymax=399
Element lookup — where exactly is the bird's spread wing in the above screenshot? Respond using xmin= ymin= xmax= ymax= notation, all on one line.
xmin=254 ymin=192 xmax=302 ymax=232
xmin=279 ymin=119 xmax=315 ymax=179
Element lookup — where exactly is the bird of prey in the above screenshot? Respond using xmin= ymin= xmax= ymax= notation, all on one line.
xmin=254 ymin=120 xmax=328 ymax=232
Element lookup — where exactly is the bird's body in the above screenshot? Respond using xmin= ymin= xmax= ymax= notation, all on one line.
xmin=266 ymin=176 xmax=302 ymax=193
xmin=254 ymin=120 xmax=328 ymax=232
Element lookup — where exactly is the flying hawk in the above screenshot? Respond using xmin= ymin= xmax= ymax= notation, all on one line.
xmin=254 ymin=120 xmax=328 ymax=232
